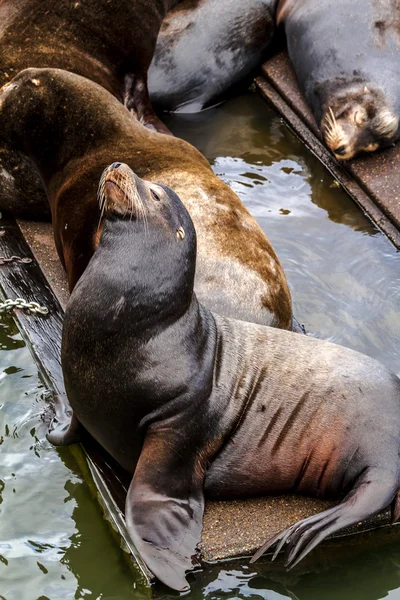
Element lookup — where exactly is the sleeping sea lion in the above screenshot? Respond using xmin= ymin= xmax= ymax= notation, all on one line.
xmin=0 ymin=68 xmax=292 ymax=329
xmin=277 ymin=0 xmax=400 ymax=159
xmin=149 ymin=0 xmax=278 ymax=113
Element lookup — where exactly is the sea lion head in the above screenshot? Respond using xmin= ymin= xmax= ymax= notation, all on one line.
xmin=97 ymin=162 xmax=197 ymax=312
xmin=0 ymin=69 xmax=49 ymax=150
xmin=0 ymin=68 xmax=117 ymax=174
xmin=98 ymin=162 xmax=195 ymax=242
xmin=322 ymin=85 xmax=399 ymax=160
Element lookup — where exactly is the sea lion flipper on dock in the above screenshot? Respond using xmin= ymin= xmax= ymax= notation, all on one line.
xmin=124 ymin=425 xmax=206 ymax=592
xmin=252 ymin=467 xmax=400 ymax=567
xmin=56 ymin=162 xmax=400 ymax=591
xmin=124 ymin=72 xmax=172 ymax=136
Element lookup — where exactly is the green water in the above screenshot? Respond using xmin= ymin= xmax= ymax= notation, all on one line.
xmin=1 ymin=90 xmax=400 ymax=599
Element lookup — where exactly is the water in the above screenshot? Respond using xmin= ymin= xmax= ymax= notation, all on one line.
xmin=1 ymin=90 xmax=399 ymax=599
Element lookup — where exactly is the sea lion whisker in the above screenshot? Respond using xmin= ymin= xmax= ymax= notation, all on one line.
xmin=98 ymin=198 xmax=107 ymax=230
xmin=97 ymin=171 xmax=107 ymax=229
xmin=323 ymin=107 xmax=349 ymax=150
xmin=97 ymin=170 xmax=106 ymax=209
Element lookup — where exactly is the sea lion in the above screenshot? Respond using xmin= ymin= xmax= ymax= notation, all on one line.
xmin=277 ymin=0 xmax=400 ymax=160
xmin=60 ymin=161 xmax=400 ymax=592
xmin=149 ymin=0 xmax=278 ymax=113
xmin=0 ymin=0 xmax=180 ymax=218
xmin=0 ymin=68 xmax=292 ymax=329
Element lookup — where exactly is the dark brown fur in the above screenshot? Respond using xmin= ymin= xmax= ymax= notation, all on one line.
xmin=0 ymin=68 xmax=292 ymax=328
xmin=0 ymin=0 xmax=180 ymax=218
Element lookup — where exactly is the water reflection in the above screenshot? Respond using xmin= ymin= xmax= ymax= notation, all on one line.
xmin=154 ymin=540 xmax=400 ymax=600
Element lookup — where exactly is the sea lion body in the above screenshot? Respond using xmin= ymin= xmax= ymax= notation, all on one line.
xmin=0 ymin=0 xmax=178 ymax=217
xmin=149 ymin=0 xmax=278 ymax=113
xmin=62 ymin=162 xmax=400 ymax=591
xmin=0 ymin=68 xmax=292 ymax=328
xmin=277 ymin=0 xmax=400 ymax=159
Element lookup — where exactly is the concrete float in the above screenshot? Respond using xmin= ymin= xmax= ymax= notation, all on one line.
xmin=0 ymin=55 xmax=400 ymax=588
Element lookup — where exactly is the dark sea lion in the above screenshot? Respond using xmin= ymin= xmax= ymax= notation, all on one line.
xmin=60 ymin=161 xmax=400 ymax=591
xmin=277 ymin=0 xmax=400 ymax=160
xmin=0 ymin=68 xmax=292 ymax=329
xmin=0 ymin=0 xmax=180 ymax=217
xmin=149 ymin=0 xmax=278 ymax=113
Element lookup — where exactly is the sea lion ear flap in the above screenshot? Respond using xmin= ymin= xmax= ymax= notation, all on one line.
xmin=125 ymin=428 xmax=206 ymax=592
xmin=373 ymin=109 xmax=399 ymax=138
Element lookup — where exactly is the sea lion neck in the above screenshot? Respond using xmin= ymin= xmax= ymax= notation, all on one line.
xmin=78 ymin=216 xmax=197 ymax=335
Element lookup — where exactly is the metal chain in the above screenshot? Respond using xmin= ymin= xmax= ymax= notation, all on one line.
xmin=0 ymin=255 xmax=32 ymax=265
xmin=0 ymin=253 xmax=47 ymax=315
xmin=0 ymin=298 xmax=49 ymax=316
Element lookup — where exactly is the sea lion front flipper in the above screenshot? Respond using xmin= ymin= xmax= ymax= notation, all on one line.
xmin=124 ymin=72 xmax=172 ymax=136
xmin=125 ymin=428 xmax=206 ymax=592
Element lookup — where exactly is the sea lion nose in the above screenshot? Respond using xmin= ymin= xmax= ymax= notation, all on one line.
xmin=110 ymin=162 xmax=122 ymax=171
xmin=334 ymin=145 xmax=346 ymax=156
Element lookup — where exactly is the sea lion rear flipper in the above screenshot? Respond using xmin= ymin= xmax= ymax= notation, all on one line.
xmin=125 ymin=428 xmax=205 ymax=592
xmin=47 ymin=397 xmax=84 ymax=446
xmin=251 ymin=467 xmax=400 ymax=568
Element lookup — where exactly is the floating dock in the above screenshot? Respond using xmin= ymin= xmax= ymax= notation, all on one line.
xmin=0 ymin=49 xmax=399 ymax=591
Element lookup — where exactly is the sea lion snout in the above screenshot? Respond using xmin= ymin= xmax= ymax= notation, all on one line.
xmin=98 ymin=163 xmax=174 ymax=230
xmin=0 ymin=81 xmax=19 ymax=97
xmin=98 ymin=162 xmax=149 ymax=219
xmin=0 ymin=80 xmax=20 ymax=112
xmin=322 ymin=87 xmax=398 ymax=160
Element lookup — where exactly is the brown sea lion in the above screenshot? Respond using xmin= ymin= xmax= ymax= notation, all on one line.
xmin=149 ymin=0 xmax=279 ymax=113
xmin=0 ymin=68 xmax=292 ymax=329
xmin=0 ymin=0 xmax=181 ymax=218
xmin=277 ymin=0 xmax=400 ymax=160
xmin=59 ymin=161 xmax=400 ymax=592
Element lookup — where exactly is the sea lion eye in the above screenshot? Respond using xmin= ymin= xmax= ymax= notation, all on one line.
xmin=151 ymin=190 xmax=160 ymax=201
xmin=177 ymin=227 xmax=185 ymax=240
xmin=335 ymin=145 xmax=347 ymax=156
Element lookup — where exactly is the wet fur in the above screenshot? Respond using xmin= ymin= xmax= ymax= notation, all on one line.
xmin=149 ymin=0 xmax=278 ymax=113
xmin=0 ymin=0 xmax=179 ymax=218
